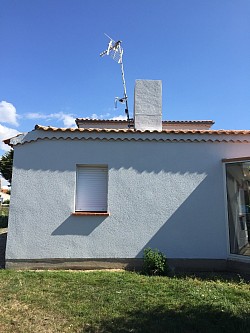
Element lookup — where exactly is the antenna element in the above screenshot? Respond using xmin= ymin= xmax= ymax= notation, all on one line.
xmin=100 ymin=35 xmax=132 ymax=128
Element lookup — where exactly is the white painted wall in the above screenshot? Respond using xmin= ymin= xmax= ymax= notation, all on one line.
xmin=134 ymin=80 xmax=162 ymax=131
xmin=6 ymin=137 xmax=250 ymax=260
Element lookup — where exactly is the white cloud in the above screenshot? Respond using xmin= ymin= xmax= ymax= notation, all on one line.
xmin=89 ymin=113 xmax=127 ymax=121
xmin=0 ymin=124 xmax=20 ymax=151
xmin=25 ymin=111 xmax=127 ymax=128
xmin=111 ymin=115 xmax=127 ymax=120
xmin=60 ymin=114 xmax=76 ymax=127
xmin=24 ymin=112 xmax=76 ymax=128
xmin=99 ymin=113 xmax=111 ymax=119
xmin=25 ymin=112 xmax=47 ymax=119
xmin=0 ymin=101 xmax=18 ymax=126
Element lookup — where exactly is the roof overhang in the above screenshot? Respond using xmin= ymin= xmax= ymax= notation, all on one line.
xmin=4 ymin=125 xmax=250 ymax=148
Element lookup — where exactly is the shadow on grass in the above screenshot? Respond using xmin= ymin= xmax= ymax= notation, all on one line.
xmin=0 ymin=232 xmax=7 ymax=269
xmin=172 ymin=271 xmax=250 ymax=284
xmin=83 ymin=305 xmax=250 ymax=333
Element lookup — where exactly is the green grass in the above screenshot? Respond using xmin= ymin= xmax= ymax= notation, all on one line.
xmin=0 ymin=206 xmax=8 ymax=228
xmin=0 ymin=206 xmax=9 ymax=215
xmin=0 ymin=270 xmax=250 ymax=333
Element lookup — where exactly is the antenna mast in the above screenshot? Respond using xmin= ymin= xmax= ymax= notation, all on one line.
xmin=100 ymin=34 xmax=132 ymax=128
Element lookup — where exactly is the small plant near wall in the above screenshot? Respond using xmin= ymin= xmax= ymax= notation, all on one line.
xmin=142 ymin=247 xmax=170 ymax=276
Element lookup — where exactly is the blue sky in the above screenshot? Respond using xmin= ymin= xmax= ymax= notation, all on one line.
xmin=0 ymin=0 xmax=250 ymax=159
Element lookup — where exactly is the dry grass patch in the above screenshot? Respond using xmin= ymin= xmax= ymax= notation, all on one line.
xmin=0 ymin=299 xmax=74 ymax=333
xmin=0 ymin=228 xmax=7 ymax=235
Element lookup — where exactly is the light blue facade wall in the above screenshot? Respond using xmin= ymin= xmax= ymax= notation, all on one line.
xmin=6 ymin=138 xmax=250 ymax=260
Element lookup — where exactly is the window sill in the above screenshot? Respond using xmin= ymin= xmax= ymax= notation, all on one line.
xmin=72 ymin=212 xmax=110 ymax=216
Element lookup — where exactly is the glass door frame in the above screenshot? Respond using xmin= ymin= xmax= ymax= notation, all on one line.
xmin=222 ymin=157 xmax=250 ymax=262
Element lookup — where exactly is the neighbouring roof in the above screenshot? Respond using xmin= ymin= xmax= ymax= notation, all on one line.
xmin=3 ymin=124 xmax=250 ymax=147
xmin=75 ymin=118 xmax=215 ymax=130
xmin=1 ymin=189 xmax=9 ymax=194
xmin=75 ymin=118 xmax=215 ymax=124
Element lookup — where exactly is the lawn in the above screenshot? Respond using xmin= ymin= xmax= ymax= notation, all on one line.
xmin=0 ymin=270 xmax=250 ymax=333
xmin=0 ymin=206 xmax=8 ymax=229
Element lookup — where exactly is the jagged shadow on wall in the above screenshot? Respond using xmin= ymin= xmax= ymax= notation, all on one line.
xmin=13 ymin=139 xmax=223 ymax=175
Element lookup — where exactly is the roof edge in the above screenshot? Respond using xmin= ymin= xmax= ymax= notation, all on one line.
xmin=34 ymin=124 xmax=250 ymax=135
xmin=3 ymin=133 xmax=27 ymax=147
xmin=75 ymin=118 xmax=215 ymax=124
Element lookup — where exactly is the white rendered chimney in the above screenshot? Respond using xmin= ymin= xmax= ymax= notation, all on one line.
xmin=134 ymin=80 xmax=162 ymax=131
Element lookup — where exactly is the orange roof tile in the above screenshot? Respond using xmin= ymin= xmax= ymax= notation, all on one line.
xmin=4 ymin=125 xmax=250 ymax=148
xmin=34 ymin=124 xmax=250 ymax=135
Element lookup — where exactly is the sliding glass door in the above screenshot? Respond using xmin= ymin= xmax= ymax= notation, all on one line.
xmin=225 ymin=161 xmax=250 ymax=256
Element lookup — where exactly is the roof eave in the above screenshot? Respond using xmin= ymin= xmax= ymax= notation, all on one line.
xmin=3 ymin=138 xmax=12 ymax=147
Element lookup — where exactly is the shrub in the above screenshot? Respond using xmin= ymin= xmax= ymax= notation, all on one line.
xmin=0 ymin=207 xmax=8 ymax=228
xmin=142 ymin=247 xmax=169 ymax=276
xmin=0 ymin=216 xmax=8 ymax=228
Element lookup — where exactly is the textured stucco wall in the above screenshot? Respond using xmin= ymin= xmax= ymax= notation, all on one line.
xmin=6 ymin=138 xmax=250 ymax=260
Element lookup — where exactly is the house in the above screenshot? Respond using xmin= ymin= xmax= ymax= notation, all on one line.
xmin=4 ymin=80 xmax=250 ymax=271
xmin=0 ymin=191 xmax=10 ymax=205
xmin=0 ymin=184 xmax=10 ymax=205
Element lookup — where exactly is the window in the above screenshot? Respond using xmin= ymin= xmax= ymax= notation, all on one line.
xmin=75 ymin=165 xmax=108 ymax=213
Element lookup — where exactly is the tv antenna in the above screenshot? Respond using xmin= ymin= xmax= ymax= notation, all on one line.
xmin=100 ymin=34 xmax=133 ymax=128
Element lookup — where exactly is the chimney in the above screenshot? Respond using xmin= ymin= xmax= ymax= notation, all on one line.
xmin=134 ymin=80 xmax=162 ymax=131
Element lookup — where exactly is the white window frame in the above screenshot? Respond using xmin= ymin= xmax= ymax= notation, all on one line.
xmin=75 ymin=165 xmax=108 ymax=212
